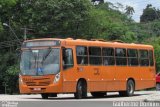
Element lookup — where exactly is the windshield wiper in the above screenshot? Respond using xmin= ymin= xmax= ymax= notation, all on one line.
xmin=41 ymin=47 xmax=52 ymax=65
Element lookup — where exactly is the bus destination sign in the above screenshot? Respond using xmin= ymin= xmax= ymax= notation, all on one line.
xmin=22 ymin=40 xmax=61 ymax=48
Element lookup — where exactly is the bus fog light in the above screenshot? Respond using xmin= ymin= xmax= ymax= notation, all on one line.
xmin=54 ymin=73 xmax=60 ymax=83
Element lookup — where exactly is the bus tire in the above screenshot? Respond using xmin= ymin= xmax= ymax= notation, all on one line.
xmin=41 ymin=93 xmax=49 ymax=99
xmin=119 ymin=79 xmax=135 ymax=97
xmin=156 ymin=83 xmax=160 ymax=91
xmin=74 ymin=80 xmax=87 ymax=99
xmin=49 ymin=93 xmax=57 ymax=97
xmin=91 ymin=92 xmax=106 ymax=98
xmin=119 ymin=91 xmax=126 ymax=96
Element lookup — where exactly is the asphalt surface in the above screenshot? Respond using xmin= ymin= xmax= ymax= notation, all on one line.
xmin=0 ymin=91 xmax=160 ymax=101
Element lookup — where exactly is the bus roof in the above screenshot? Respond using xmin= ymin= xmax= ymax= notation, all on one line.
xmin=24 ymin=38 xmax=153 ymax=49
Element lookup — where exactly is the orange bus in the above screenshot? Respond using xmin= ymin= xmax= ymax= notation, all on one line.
xmin=19 ymin=38 xmax=156 ymax=99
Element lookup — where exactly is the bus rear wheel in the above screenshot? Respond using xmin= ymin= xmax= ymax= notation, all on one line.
xmin=119 ymin=79 xmax=135 ymax=97
xmin=41 ymin=93 xmax=49 ymax=99
xmin=74 ymin=80 xmax=87 ymax=99
xmin=91 ymin=92 xmax=106 ymax=98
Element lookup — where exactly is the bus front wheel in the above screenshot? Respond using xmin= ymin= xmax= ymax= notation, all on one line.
xmin=74 ymin=80 xmax=87 ymax=99
xmin=41 ymin=93 xmax=49 ymax=99
xmin=119 ymin=79 xmax=135 ymax=97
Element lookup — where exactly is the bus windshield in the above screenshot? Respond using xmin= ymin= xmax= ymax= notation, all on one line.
xmin=20 ymin=48 xmax=60 ymax=76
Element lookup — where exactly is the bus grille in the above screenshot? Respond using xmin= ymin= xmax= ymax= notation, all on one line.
xmin=39 ymin=81 xmax=50 ymax=86
xmin=26 ymin=81 xmax=50 ymax=86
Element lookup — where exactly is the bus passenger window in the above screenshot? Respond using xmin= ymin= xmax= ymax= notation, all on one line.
xmin=116 ymin=48 xmax=127 ymax=66
xmin=102 ymin=48 xmax=115 ymax=65
xmin=89 ymin=47 xmax=102 ymax=65
xmin=139 ymin=50 xmax=149 ymax=66
xmin=76 ymin=46 xmax=88 ymax=65
xmin=127 ymin=49 xmax=138 ymax=66
xmin=62 ymin=48 xmax=74 ymax=69
xmin=149 ymin=50 xmax=154 ymax=66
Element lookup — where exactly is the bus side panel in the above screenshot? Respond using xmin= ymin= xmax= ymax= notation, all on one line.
xmin=114 ymin=65 xmax=155 ymax=91
xmin=101 ymin=66 xmax=117 ymax=91
xmin=113 ymin=66 xmax=128 ymax=91
xmin=88 ymin=66 xmax=106 ymax=92
xmin=135 ymin=66 xmax=155 ymax=90
xmin=127 ymin=67 xmax=143 ymax=90
xmin=113 ymin=66 xmax=143 ymax=91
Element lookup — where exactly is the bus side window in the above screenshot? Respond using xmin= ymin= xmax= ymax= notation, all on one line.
xmin=115 ymin=48 xmax=127 ymax=66
xmin=62 ymin=48 xmax=74 ymax=70
xmin=76 ymin=46 xmax=88 ymax=65
xmin=127 ymin=49 xmax=138 ymax=66
xmin=89 ymin=47 xmax=102 ymax=65
xmin=102 ymin=47 xmax=115 ymax=65
xmin=139 ymin=50 xmax=149 ymax=66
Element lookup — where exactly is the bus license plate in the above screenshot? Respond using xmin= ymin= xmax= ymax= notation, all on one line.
xmin=33 ymin=88 xmax=41 ymax=91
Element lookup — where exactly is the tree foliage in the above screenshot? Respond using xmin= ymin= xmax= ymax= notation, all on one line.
xmin=125 ymin=5 xmax=135 ymax=16
xmin=4 ymin=65 xmax=19 ymax=94
xmin=10 ymin=0 xmax=92 ymax=38
xmin=140 ymin=4 xmax=160 ymax=22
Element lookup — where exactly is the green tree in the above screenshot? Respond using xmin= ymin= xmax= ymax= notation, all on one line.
xmin=140 ymin=4 xmax=160 ymax=22
xmin=11 ymin=0 xmax=92 ymax=38
xmin=125 ymin=5 xmax=135 ymax=16
xmin=4 ymin=65 xmax=19 ymax=94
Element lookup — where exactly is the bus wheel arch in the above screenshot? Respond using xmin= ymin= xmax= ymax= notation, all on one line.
xmin=127 ymin=78 xmax=135 ymax=88
xmin=126 ymin=78 xmax=135 ymax=96
xmin=74 ymin=78 xmax=87 ymax=99
xmin=119 ymin=78 xmax=135 ymax=97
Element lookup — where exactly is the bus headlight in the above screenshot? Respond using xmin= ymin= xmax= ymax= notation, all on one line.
xmin=54 ymin=73 xmax=60 ymax=83
xmin=19 ymin=77 xmax=23 ymax=84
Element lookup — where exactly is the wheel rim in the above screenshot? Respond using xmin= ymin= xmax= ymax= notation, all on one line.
xmin=128 ymin=82 xmax=134 ymax=94
xmin=78 ymin=84 xmax=83 ymax=96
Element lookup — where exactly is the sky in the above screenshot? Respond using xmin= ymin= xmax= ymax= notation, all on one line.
xmin=105 ymin=0 xmax=160 ymax=22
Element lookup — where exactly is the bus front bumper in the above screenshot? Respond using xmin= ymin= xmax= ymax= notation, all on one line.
xmin=19 ymin=84 xmax=62 ymax=94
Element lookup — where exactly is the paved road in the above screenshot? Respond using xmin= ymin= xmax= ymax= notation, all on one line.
xmin=0 ymin=91 xmax=160 ymax=101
